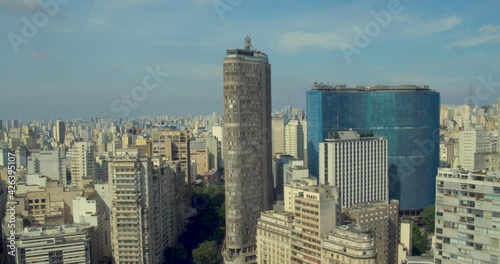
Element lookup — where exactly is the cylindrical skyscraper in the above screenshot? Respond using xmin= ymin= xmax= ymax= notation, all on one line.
xmin=222 ymin=36 xmax=273 ymax=263
xmin=307 ymin=84 xmax=440 ymax=214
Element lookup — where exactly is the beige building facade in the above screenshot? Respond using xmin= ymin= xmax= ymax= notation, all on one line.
xmin=256 ymin=210 xmax=293 ymax=264
xmin=322 ymin=225 xmax=377 ymax=264
xmin=344 ymin=200 xmax=400 ymax=264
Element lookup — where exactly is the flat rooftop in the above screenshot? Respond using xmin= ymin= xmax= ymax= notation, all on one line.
xmin=311 ymin=83 xmax=434 ymax=92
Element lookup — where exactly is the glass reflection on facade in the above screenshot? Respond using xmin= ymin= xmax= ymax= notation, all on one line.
xmin=307 ymin=84 xmax=440 ymax=212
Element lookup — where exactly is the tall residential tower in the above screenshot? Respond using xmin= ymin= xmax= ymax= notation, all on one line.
xmin=222 ymin=36 xmax=273 ymax=263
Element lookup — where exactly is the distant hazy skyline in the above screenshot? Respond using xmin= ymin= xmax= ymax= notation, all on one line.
xmin=1 ymin=0 xmax=500 ymax=120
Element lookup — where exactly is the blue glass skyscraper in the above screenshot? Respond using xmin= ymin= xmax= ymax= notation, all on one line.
xmin=307 ymin=83 xmax=440 ymax=213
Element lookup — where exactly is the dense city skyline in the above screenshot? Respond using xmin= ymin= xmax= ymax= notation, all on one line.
xmin=2 ymin=1 xmax=500 ymax=264
xmin=2 ymin=0 xmax=500 ymax=120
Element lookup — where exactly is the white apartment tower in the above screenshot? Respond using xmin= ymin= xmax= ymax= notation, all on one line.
xmin=319 ymin=131 xmax=388 ymax=208
xmin=284 ymin=119 xmax=304 ymax=160
xmin=109 ymin=149 xmax=156 ymax=264
xmin=272 ymin=116 xmax=285 ymax=156
xmin=435 ymin=168 xmax=500 ymax=264
xmin=70 ymin=142 xmax=96 ymax=186
xmin=458 ymin=129 xmax=489 ymax=170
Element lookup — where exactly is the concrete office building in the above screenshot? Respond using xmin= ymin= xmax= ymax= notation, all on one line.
xmin=211 ymin=125 xmax=224 ymax=161
xmin=344 ymin=200 xmax=400 ymax=264
xmin=16 ymin=145 xmax=28 ymax=168
xmin=272 ymin=154 xmax=295 ymax=201
xmin=474 ymin=152 xmax=500 ymax=172
xmin=190 ymin=149 xmax=209 ymax=176
xmin=14 ymin=225 xmax=97 ymax=264
xmin=435 ymin=168 xmax=500 ymax=264
xmin=285 ymin=178 xmax=341 ymax=263
xmin=256 ymin=210 xmax=294 ymax=264
xmin=135 ymin=137 xmax=152 ymax=156
xmin=206 ymin=135 xmax=221 ymax=171
xmin=10 ymin=175 xmax=85 ymax=226
xmin=322 ymin=225 xmax=377 ymax=264
xmin=27 ymin=149 xmax=65 ymax=182
xmin=301 ymin=118 xmax=308 ymax=166
xmin=284 ymin=119 xmax=304 ymax=160
xmin=319 ymin=131 xmax=388 ymax=208
xmin=398 ymin=220 xmax=413 ymax=264
xmin=222 ymin=36 xmax=273 ymax=263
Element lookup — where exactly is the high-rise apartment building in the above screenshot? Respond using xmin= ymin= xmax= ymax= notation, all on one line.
xmin=319 ymin=131 xmax=388 ymax=208
xmin=222 ymin=36 xmax=273 ymax=263
xmin=344 ymin=200 xmax=400 ymax=264
xmin=70 ymin=142 xmax=96 ymax=186
xmin=0 ymin=147 xmax=9 ymax=167
xmin=109 ymin=150 xmax=184 ymax=264
xmin=458 ymin=129 xmax=489 ymax=170
xmin=272 ymin=116 xmax=285 ymax=156
xmin=435 ymin=168 xmax=500 ymax=264
xmin=55 ymin=120 xmax=66 ymax=144
xmin=284 ymin=119 xmax=304 ymax=160
xmin=151 ymin=129 xmax=191 ymax=223
xmin=109 ymin=149 xmax=156 ymax=263
xmin=307 ymin=83 xmax=440 ymax=214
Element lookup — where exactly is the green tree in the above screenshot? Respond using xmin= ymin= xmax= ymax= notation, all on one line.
xmin=412 ymin=223 xmax=430 ymax=256
xmin=422 ymin=205 xmax=435 ymax=232
xmin=163 ymin=243 xmax=187 ymax=264
xmin=192 ymin=241 xmax=220 ymax=264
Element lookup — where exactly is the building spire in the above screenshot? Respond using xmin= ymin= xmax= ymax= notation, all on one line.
xmin=244 ymin=34 xmax=252 ymax=50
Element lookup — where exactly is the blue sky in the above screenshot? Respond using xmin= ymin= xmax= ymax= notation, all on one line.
xmin=1 ymin=0 xmax=500 ymax=120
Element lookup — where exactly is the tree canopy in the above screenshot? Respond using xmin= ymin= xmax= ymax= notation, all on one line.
xmin=412 ymin=223 xmax=430 ymax=256
xmin=192 ymin=241 xmax=220 ymax=264
xmin=422 ymin=205 xmax=435 ymax=232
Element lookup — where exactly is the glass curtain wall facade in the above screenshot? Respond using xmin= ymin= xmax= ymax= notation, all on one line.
xmin=307 ymin=84 xmax=440 ymax=213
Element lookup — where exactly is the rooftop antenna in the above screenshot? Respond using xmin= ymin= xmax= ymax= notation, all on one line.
xmin=244 ymin=34 xmax=252 ymax=50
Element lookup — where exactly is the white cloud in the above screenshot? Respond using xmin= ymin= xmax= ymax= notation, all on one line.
xmin=275 ymin=31 xmax=348 ymax=53
xmin=403 ymin=16 xmax=463 ymax=36
xmin=450 ymin=24 xmax=500 ymax=48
